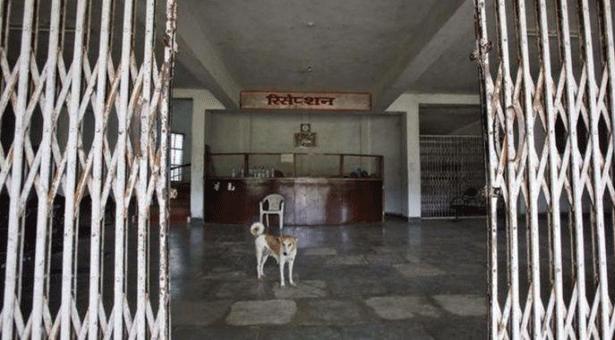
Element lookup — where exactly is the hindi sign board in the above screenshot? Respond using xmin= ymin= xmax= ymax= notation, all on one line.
xmin=240 ymin=91 xmax=371 ymax=111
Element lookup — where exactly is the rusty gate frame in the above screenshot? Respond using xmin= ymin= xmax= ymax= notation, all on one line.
xmin=0 ymin=0 xmax=177 ymax=338
xmin=474 ymin=0 xmax=615 ymax=338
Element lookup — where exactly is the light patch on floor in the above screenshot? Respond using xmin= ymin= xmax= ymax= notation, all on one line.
xmin=365 ymin=296 xmax=440 ymax=320
xmin=325 ymin=255 xmax=367 ymax=266
xmin=394 ymin=263 xmax=445 ymax=277
xmin=433 ymin=294 xmax=486 ymax=316
xmin=273 ymin=280 xmax=328 ymax=299
xmin=226 ymin=300 xmax=297 ymax=326
xmin=303 ymin=247 xmax=338 ymax=256
xmin=172 ymin=300 xmax=231 ymax=326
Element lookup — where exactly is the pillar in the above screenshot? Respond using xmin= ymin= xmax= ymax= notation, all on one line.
xmin=173 ymin=89 xmax=225 ymax=219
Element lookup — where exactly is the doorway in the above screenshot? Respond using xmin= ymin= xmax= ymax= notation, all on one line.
xmin=418 ymin=104 xmax=486 ymax=218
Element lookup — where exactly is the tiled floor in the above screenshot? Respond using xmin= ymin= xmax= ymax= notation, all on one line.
xmin=170 ymin=218 xmax=487 ymax=339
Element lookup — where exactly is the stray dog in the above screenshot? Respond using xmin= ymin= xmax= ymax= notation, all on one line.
xmin=250 ymin=222 xmax=298 ymax=287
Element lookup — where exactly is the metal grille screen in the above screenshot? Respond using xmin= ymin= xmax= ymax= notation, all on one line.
xmin=420 ymin=135 xmax=485 ymax=218
xmin=0 ymin=0 xmax=177 ymax=338
xmin=474 ymin=0 xmax=615 ymax=338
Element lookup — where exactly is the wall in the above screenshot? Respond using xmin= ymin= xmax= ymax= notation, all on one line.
xmin=369 ymin=115 xmax=403 ymax=215
xmin=206 ymin=111 xmax=404 ymax=215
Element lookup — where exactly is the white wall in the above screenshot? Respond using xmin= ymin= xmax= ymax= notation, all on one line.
xmin=369 ymin=115 xmax=403 ymax=215
xmin=206 ymin=111 xmax=404 ymax=215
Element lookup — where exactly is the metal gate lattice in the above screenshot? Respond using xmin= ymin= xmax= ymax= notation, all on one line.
xmin=474 ymin=0 xmax=615 ymax=338
xmin=420 ymin=135 xmax=485 ymax=218
xmin=0 ymin=0 xmax=177 ymax=338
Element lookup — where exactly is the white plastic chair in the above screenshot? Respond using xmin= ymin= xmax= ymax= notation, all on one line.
xmin=260 ymin=194 xmax=285 ymax=229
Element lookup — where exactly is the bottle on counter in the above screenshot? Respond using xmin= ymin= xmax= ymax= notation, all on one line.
xmin=231 ymin=168 xmax=236 ymax=178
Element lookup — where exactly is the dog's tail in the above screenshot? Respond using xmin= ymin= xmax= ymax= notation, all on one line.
xmin=250 ymin=222 xmax=265 ymax=236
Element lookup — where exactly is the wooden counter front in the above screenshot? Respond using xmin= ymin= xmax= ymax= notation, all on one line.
xmin=204 ymin=177 xmax=383 ymax=225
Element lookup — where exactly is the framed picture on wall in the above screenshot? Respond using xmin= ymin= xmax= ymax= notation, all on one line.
xmin=295 ymin=124 xmax=316 ymax=147
xmin=295 ymin=132 xmax=316 ymax=148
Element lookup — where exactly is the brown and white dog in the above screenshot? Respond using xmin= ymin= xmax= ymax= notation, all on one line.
xmin=250 ymin=222 xmax=298 ymax=287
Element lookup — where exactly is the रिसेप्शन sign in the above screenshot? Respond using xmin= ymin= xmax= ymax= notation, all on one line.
xmin=240 ymin=91 xmax=371 ymax=111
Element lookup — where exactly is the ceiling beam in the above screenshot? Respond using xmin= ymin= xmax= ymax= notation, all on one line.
xmin=372 ymin=0 xmax=474 ymax=112
xmin=173 ymin=3 xmax=241 ymax=109
xmin=137 ymin=2 xmax=240 ymax=109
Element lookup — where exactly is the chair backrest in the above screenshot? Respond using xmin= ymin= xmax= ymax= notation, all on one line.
xmin=262 ymin=194 xmax=284 ymax=211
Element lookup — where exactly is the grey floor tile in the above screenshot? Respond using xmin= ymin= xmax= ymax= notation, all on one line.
xmin=168 ymin=219 xmax=488 ymax=338
xmin=226 ymin=299 xmax=297 ymax=326
xmin=365 ymin=295 xmax=440 ymax=320
xmin=295 ymin=299 xmax=365 ymax=325
xmin=433 ymin=294 xmax=486 ymax=316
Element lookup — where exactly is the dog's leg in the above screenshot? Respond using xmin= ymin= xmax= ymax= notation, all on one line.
xmin=279 ymin=259 xmax=286 ymax=287
xmin=256 ymin=250 xmax=263 ymax=279
xmin=289 ymin=258 xmax=296 ymax=286
xmin=259 ymin=255 xmax=268 ymax=277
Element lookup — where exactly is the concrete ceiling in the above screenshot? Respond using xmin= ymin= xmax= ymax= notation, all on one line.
xmin=191 ymin=0 xmax=437 ymax=91
xmin=175 ymin=0 xmax=477 ymax=110
xmin=5 ymin=0 xmax=593 ymax=112
xmin=415 ymin=37 xmax=479 ymax=95
xmin=419 ymin=105 xmax=481 ymax=135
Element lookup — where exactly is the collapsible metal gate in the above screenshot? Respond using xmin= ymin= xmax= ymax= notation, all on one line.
xmin=0 ymin=0 xmax=176 ymax=338
xmin=420 ymin=135 xmax=485 ymax=218
xmin=474 ymin=0 xmax=615 ymax=338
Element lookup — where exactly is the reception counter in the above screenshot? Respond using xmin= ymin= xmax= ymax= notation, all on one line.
xmin=204 ymin=177 xmax=383 ymax=225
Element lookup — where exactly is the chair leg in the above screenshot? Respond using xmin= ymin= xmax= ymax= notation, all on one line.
xmin=279 ymin=213 xmax=283 ymax=230
xmin=266 ymin=214 xmax=270 ymax=228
